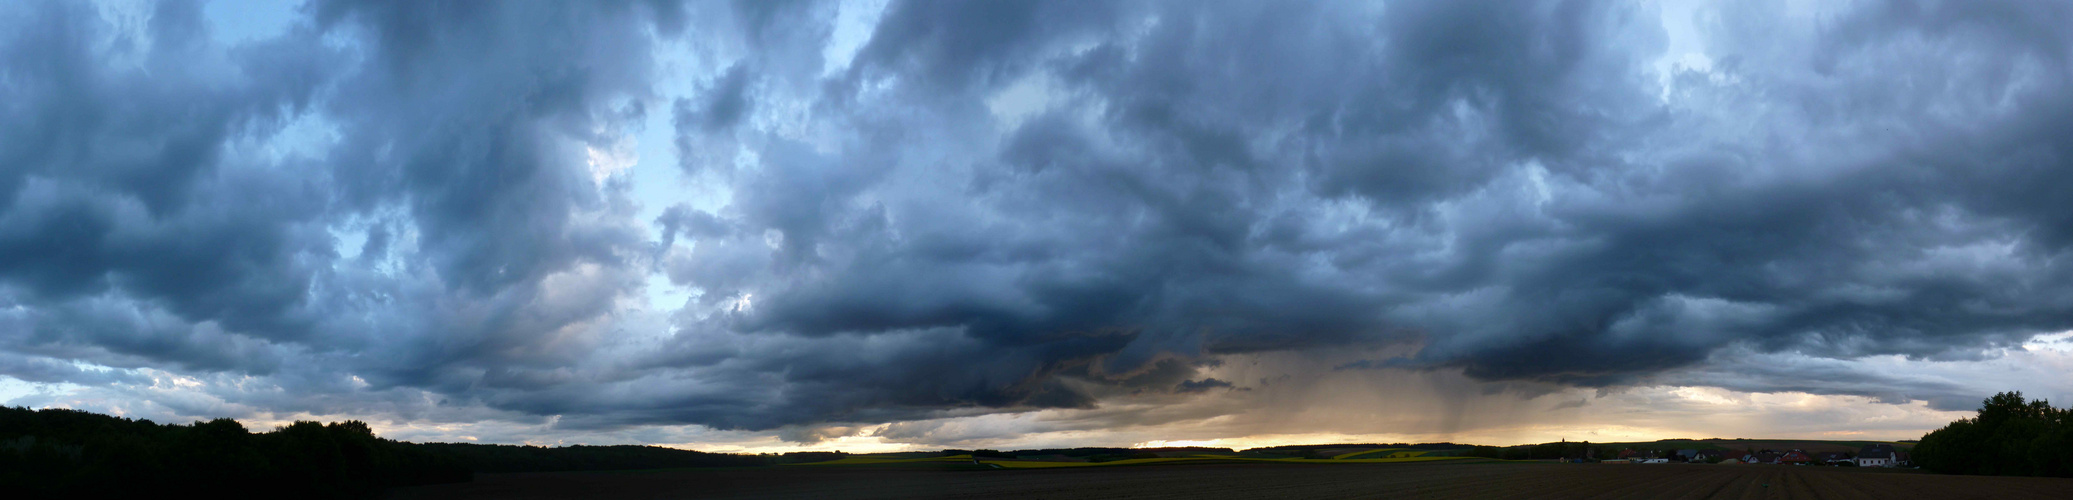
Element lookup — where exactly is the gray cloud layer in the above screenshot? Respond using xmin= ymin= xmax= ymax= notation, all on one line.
xmin=3 ymin=0 xmax=2071 ymax=442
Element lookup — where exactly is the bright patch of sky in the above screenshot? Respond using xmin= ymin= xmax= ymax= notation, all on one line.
xmin=621 ymin=0 xmax=893 ymax=313
xmin=627 ymin=33 xmax=726 ymax=313
xmin=586 ymin=128 xmax=640 ymax=185
xmin=626 ymin=98 xmax=701 ymax=311
xmin=203 ymin=0 xmax=299 ymax=45
xmin=0 ymin=376 xmax=47 ymax=403
xmin=1652 ymin=0 xmax=1715 ymax=101
xmin=987 ymin=72 xmax=1062 ymax=127
xmin=822 ymin=0 xmax=888 ymax=77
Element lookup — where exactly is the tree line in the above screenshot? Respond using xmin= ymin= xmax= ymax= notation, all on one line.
xmin=14 ymin=393 xmax=2065 ymax=496
xmin=1463 ymin=440 xmax=1598 ymax=460
xmin=414 ymin=442 xmax=768 ymax=472
xmin=1913 ymin=391 xmax=2073 ymax=477
xmin=0 ymin=406 xmax=813 ymax=498
xmin=0 ymin=406 xmax=469 ymax=499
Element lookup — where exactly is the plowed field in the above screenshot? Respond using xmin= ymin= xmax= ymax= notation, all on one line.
xmin=385 ymin=461 xmax=2073 ymax=499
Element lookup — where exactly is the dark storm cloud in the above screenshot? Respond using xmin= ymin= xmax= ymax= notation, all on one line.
xmin=0 ymin=0 xmax=664 ymax=420
xmin=7 ymin=0 xmax=2073 ymax=441
xmin=309 ymin=0 xmax=657 ymax=293
xmin=291 ymin=0 xmax=672 ymax=400
xmin=0 ymin=0 xmax=337 ymax=365
xmin=662 ymin=0 xmax=2073 ymax=426
xmin=1381 ymin=0 xmax=2073 ymax=385
xmin=676 ymin=64 xmax=755 ymax=135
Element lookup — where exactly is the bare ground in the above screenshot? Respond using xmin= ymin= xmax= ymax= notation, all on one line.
xmin=384 ymin=461 xmax=2073 ymax=499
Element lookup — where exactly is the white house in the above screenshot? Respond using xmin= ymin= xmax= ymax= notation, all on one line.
xmin=1856 ymin=444 xmax=1897 ymax=467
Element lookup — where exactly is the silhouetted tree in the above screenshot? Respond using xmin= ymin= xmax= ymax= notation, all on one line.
xmin=0 ymin=406 xmax=468 ymax=498
xmin=1914 ymin=391 xmax=2072 ymax=477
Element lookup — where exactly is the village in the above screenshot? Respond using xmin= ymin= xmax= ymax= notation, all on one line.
xmin=1595 ymin=444 xmax=1910 ymax=467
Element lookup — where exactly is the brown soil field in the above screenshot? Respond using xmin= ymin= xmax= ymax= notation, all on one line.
xmin=385 ymin=461 xmax=2073 ymax=499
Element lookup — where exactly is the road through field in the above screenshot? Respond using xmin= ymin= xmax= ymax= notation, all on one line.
xmin=385 ymin=461 xmax=2073 ymax=499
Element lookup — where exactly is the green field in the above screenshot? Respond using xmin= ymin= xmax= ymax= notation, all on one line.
xmin=1332 ymin=448 xmax=1429 ymax=460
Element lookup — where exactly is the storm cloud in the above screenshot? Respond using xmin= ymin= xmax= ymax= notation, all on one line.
xmin=3 ymin=0 xmax=2072 ymax=446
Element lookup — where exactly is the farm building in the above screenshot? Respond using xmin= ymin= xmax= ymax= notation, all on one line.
xmin=1779 ymin=450 xmax=1812 ymax=465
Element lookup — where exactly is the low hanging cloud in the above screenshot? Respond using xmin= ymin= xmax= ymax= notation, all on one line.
xmin=3 ymin=0 xmax=2073 ymax=446
xmin=1174 ymin=378 xmax=1239 ymax=394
